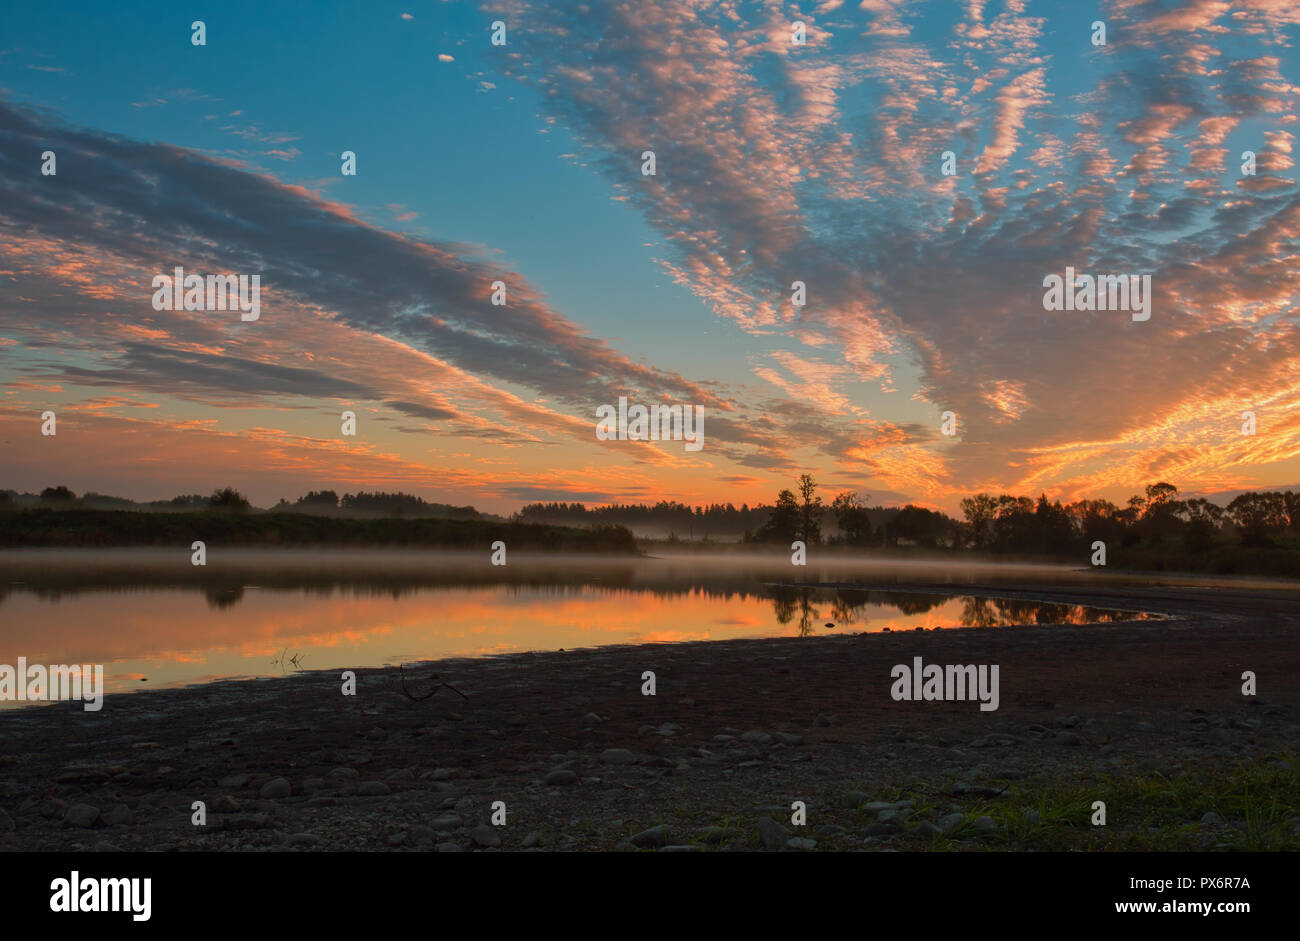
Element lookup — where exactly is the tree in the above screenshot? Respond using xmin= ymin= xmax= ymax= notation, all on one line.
xmin=960 ymin=493 xmax=998 ymax=549
xmin=297 ymin=490 xmax=340 ymax=510
xmin=39 ymin=485 xmax=76 ymax=503
xmin=796 ymin=474 xmax=824 ymax=545
xmin=756 ymin=490 xmax=800 ymax=543
xmin=831 ymin=491 xmax=872 ymax=546
xmin=1226 ymin=491 xmax=1287 ymax=546
xmin=209 ymin=487 xmax=251 ymax=511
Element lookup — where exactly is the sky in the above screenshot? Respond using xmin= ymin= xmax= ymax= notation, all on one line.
xmin=1 ymin=0 xmax=1298 ymax=515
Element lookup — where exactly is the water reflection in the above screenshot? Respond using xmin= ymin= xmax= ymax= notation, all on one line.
xmin=0 ymin=550 xmax=1159 ymax=707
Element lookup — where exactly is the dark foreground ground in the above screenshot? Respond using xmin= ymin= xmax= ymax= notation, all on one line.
xmin=1 ymin=579 xmax=1297 ymax=852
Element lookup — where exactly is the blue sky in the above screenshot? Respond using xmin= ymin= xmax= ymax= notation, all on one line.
xmin=1 ymin=1 xmax=1298 ymax=513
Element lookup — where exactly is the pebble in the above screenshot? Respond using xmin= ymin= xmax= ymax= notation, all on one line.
xmin=1200 ymin=811 xmax=1225 ymax=826
xmin=741 ymin=730 xmax=773 ymax=745
xmin=773 ymin=732 xmax=804 ymax=746
xmin=103 ymin=805 xmax=134 ymax=826
xmin=912 ymin=821 xmax=942 ymax=838
xmin=212 ymin=795 xmax=241 ymax=814
xmin=661 ymin=844 xmax=702 ymax=853
xmin=470 ymin=824 xmax=501 ymax=848
xmin=522 ymin=831 xmax=541 ymax=848
xmin=63 ymin=804 xmax=100 ymax=829
xmin=937 ymin=812 xmax=966 ymax=835
xmin=217 ymin=773 xmax=251 ymax=788
xmin=972 ymin=815 xmax=997 ymax=832
xmin=544 ymin=769 xmax=578 ymax=786
xmin=259 ymin=777 xmax=292 ymax=799
xmin=700 ymin=826 xmax=732 ymax=843
xmin=600 ymin=748 xmax=637 ymax=765
xmin=631 ymin=825 xmax=668 ymax=848
xmin=357 ymin=781 xmax=391 ymax=796
xmin=758 ymin=816 xmax=789 ymax=849
xmin=786 ymin=837 xmax=817 ymax=851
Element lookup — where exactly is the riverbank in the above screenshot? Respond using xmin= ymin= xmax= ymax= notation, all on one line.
xmin=1 ymin=580 xmax=1296 ymax=851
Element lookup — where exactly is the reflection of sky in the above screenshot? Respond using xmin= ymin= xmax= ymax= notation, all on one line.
xmin=0 ymin=584 xmax=1152 ymax=708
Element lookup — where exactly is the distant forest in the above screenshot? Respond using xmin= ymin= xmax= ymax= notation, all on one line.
xmin=4 ymin=479 xmax=1299 ymax=574
xmin=0 ymin=486 xmax=490 ymax=520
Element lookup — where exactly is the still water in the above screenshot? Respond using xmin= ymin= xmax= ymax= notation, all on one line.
xmin=0 ymin=549 xmax=1160 ymax=705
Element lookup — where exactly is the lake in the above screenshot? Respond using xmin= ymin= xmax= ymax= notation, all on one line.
xmin=0 ymin=549 xmax=1165 ymax=706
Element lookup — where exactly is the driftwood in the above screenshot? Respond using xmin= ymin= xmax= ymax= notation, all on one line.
xmin=394 ymin=665 xmax=468 ymax=702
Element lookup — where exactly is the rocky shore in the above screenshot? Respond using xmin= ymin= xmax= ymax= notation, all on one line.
xmin=1 ymin=580 xmax=1297 ymax=852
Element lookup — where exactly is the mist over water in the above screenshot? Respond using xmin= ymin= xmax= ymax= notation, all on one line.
xmin=0 ymin=548 xmax=1247 ymax=708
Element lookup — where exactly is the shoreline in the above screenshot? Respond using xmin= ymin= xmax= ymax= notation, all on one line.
xmin=1 ymin=580 xmax=1297 ymax=851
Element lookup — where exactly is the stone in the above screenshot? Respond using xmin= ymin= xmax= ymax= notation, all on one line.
xmin=357 ymin=781 xmax=391 ymax=796
xmin=63 ymin=804 xmax=100 ymax=829
xmin=972 ymin=815 xmax=997 ymax=832
xmin=259 ymin=777 xmax=292 ymax=799
xmin=912 ymin=821 xmax=943 ymax=838
xmin=103 ymin=805 xmax=134 ymax=826
xmin=544 ymin=769 xmax=578 ymax=786
xmin=212 ymin=795 xmax=241 ymax=813
xmin=937 ymin=812 xmax=966 ymax=835
xmin=631 ymin=825 xmax=668 ymax=848
xmin=217 ymin=773 xmax=251 ymax=788
xmin=841 ymin=791 xmax=871 ymax=809
xmin=758 ymin=816 xmax=789 ymax=849
xmin=773 ymin=732 xmax=804 ymax=746
xmin=522 ymin=831 xmax=541 ymax=848
xmin=786 ymin=837 xmax=817 ymax=851
xmin=661 ymin=844 xmax=702 ymax=853
xmin=600 ymin=748 xmax=637 ymax=765
xmin=470 ymin=824 xmax=501 ymax=848
xmin=741 ymin=730 xmax=773 ymax=745
xmin=1200 ymin=811 xmax=1225 ymax=826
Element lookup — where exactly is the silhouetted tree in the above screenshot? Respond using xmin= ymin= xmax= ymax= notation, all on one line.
xmin=796 ymin=474 xmax=823 ymax=545
xmin=209 ymin=487 xmax=251 ymax=511
xmin=831 ymin=491 xmax=872 ymax=545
